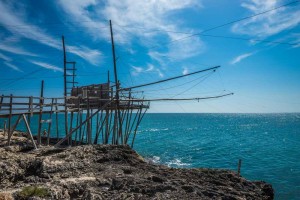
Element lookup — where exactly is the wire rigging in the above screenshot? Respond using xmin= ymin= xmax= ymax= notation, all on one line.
xmin=146 ymin=0 xmax=300 ymax=50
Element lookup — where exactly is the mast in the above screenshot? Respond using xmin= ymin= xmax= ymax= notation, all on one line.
xmin=109 ymin=20 xmax=123 ymax=144
xmin=62 ymin=36 xmax=68 ymax=140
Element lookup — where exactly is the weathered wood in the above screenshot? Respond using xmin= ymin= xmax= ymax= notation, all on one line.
xmin=7 ymin=94 xmax=13 ymax=146
xmin=131 ymin=105 xmax=148 ymax=148
xmin=11 ymin=114 xmax=22 ymax=134
xmin=69 ymin=111 xmax=74 ymax=146
xmin=237 ymin=159 xmax=242 ymax=176
xmin=0 ymin=95 xmax=4 ymax=110
xmin=54 ymin=100 xmax=112 ymax=147
xmin=3 ymin=120 xmax=6 ymax=136
xmin=37 ymin=80 xmax=44 ymax=146
xmin=46 ymin=98 xmax=54 ymax=145
xmin=22 ymin=114 xmax=38 ymax=150
xmin=28 ymin=96 xmax=33 ymax=127
xmin=55 ymin=98 xmax=59 ymax=142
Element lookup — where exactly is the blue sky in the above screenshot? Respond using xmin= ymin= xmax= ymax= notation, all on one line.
xmin=0 ymin=0 xmax=299 ymax=113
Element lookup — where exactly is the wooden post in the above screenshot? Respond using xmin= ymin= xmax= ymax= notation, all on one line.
xmin=28 ymin=96 xmax=33 ymax=126
xmin=7 ymin=94 xmax=13 ymax=146
xmin=37 ymin=80 xmax=44 ymax=145
xmin=62 ymin=36 xmax=69 ymax=144
xmin=87 ymin=95 xmax=91 ymax=144
xmin=11 ymin=115 xmax=22 ymax=134
xmin=109 ymin=20 xmax=123 ymax=144
xmin=22 ymin=114 xmax=38 ymax=150
xmin=55 ymin=98 xmax=59 ymax=142
xmin=46 ymin=98 xmax=54 ymax=145
xmin=69 ymin=111 xmax=74 ymax=146
xmin=237 ymin=159 xmax=242 ymax=176
xmin=54 ymin=101 xmax=111 ymax=147
xmin=0 ymin=95 xmax=3 ymax=110
xmin=3 ymin=120 xmax=7 ymax=136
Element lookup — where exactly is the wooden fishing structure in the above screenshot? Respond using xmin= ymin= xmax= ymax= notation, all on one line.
xmin=0 ymin=21 xmax=233 ymax=149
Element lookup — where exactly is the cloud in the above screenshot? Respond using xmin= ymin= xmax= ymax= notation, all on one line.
xmin=0 ymin=44 xmax=37 ymax=57
xmin=0 ymin=52 xmax=11 ymax=61
xmin=131 ymin=64 xmax=164 ymax=77
xmin=0 ymin=1 xmax=102 ymax=65
xmin=182 ymin=67 xmax=189 ymax=75
xmin=58 ymin=0 xmax=204 ymax=63
xmin=291 ymin=33 xmax=300 ymax=48
xmin=145 ymin=64 xmax=154 ymax=72
xmin=31 ymin=61 xmax=63 ymax=72
xmin=230 ymin=52 xmax=254 ymax=65
xmin=232 ymin=0 xmax=300 ymax=38
xmin=4 ymin=62 xmax=23 ymax=72
xmin=131 ymin=66 xmax=143 ymax=76
xmin=67 ymin=45 xmax=103 ymax=66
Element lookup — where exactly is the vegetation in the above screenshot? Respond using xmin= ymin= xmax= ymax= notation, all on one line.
xmin=18 ymin=186 xmax=49 ymax=199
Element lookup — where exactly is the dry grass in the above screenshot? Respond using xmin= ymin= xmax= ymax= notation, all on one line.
xmin=0 ymin=192 xmax=13 ymax=200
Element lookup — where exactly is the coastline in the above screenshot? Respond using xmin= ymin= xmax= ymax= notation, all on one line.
xmin=0 ymin=131 xmax=274 ymax=199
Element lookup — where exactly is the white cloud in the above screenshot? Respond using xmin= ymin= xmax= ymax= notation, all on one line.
xmin=58 ymin=0 xmax=204 ymax=65
xmin=31 ymin=61 xmax=63 ymax=72
xmin=131 ymin=66 xmax=144 ymax=76
xmin=0 ymin=52 xmax=11 ymax=61
xmin=67 ymin=45 xmax=103 ymax=66
xmin=291 ymin=33 xmax=300 ymax=48
xmin=145 ymin=64 xmax=154 ymax=72
xmin=131 ymin=64 xmax=164 ymax=77
xmin=230 ymin=52 xmax=254 ymax=65
xmin=0 ymin=1 xmax=102 ymax=65
xmin=182 ymin=67 xmax=189 ymax=75
xmin=232 ymin=0 xmax=300 ymax=38
xmin=4 ymin=62 xmax=23 ymax=72
xmin=0 ymin=44 xmax=37 ymax=57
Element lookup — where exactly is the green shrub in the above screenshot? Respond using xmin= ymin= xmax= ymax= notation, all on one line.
xmin=18 ymin=186 xmax=49 ymax=198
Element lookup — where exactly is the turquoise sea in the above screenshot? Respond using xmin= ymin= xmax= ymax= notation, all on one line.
xmin=1 ymin=113 xmax=299 ymax=199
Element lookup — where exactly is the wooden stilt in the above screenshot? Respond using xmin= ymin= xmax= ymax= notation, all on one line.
xmin=54 ymin=100 xmax=111 ymax=147
xmin=11 ymin=114 xmax=22 ymax=134
xmin=46 ymin=98 xmax=54 ymax=145
xmin=69 ymin=111 xmax=74 ymax=146
xmin=37 ymin=80 xmax=44 ymax=146
xmin=237 ymin=159 xmax=242 ymax=176
xmin=55 ymin=99 xmax=59 ymax=142
xmin=131 ymin=106 xmax=148 ymax=148
xmin=22 ymin=114 xmax=38 ymax=150
xmin=7 ymin=94 xmax=13 ymax=146
xmin=3 ymin=120 xmax=6 ymax=136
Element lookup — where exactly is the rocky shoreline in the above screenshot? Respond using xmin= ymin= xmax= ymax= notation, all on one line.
xmin=0 ymin=131 xmax=274 ymax=199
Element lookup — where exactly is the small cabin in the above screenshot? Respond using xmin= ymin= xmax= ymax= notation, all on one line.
xmin=67 ymin=83 xmax=111 ymax=109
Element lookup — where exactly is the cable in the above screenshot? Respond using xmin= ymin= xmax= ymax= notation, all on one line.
xmin=121 ymin=66 xmax=220 ymax=91
xmin=114 ymin=24 xmax=298 ymax=46
xmin=143 ymin=71 xmax=214 ymax=93
xmin=146 ymin=0 xmax=300 ymax=50
xmin=170 ymin=72 xmax=215 ymax=98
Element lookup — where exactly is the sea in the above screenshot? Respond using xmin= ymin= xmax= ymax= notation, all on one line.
xmin=1 ymin=113 xmax=299 ymax=199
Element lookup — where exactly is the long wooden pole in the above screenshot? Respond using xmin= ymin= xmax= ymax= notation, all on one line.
xmin=37 ymin=80 xmax=44 ymax=145
xmin=62 ymin=36 xmax=69 ymax=144
xmin=22 ymin=114 xmax=38 ymax=150
xmin=121 ymin=66 xmax=220 ymax=91
xmin=7 ymin=94 xmax=12 ymax=146
xmin=109 ymin=20 xmax=123 ymax=144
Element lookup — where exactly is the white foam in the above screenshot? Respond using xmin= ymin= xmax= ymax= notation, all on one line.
xmin=166 ymin=158 xmax=191 ymax=167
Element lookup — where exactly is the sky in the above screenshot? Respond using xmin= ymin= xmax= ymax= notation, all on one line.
xmin=0 ymin=0 xmax=300 ymax=113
